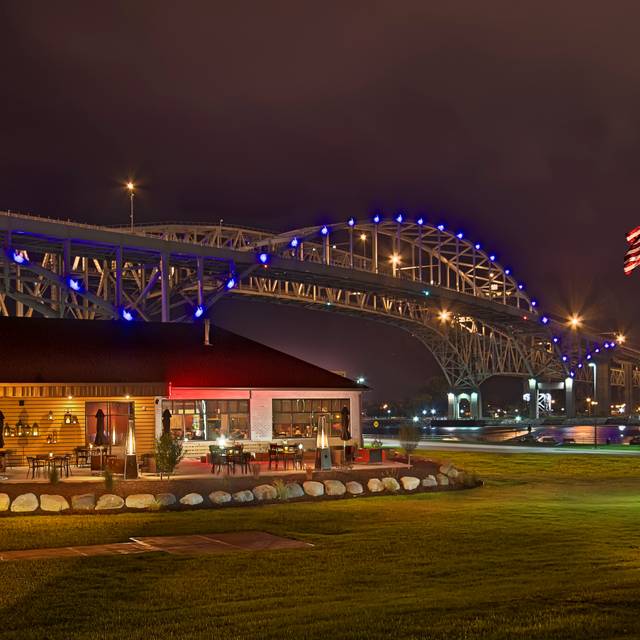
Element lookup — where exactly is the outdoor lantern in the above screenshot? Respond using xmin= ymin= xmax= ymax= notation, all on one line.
xmin=64 ymin=411 xmax=72 ymax=425
xmin=31 ymin=423 xmax=39 ymax=437
xmin=47 ymin=410 xmax=54 ymax=421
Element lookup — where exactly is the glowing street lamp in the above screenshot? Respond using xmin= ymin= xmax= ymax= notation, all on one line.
xmin=125 ymin=181 xmax=135 ymax=231
xmin=390 ymin=253 xmax=401 ymax=276
xmin=438 ymin=309 xmax=451 ymax=323
xmin=616 ymin=333 xmax=626 ymax=344
xmin=568 ymin=314 xmax=582 ymax=329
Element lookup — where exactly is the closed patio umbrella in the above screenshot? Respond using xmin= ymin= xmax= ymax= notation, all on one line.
xmin=94 ymin=409 xmax=106 ymax=446
xmin=162 ymin=409 xmax=172 ymax=435
xmin=340 ymin=406 xmax=351 ymax=463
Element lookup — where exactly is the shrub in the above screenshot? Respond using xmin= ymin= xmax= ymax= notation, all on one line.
xmin=399 ymin=424 xmax=421 ymax=467
xmin=154 ymin=432 xmax=184 ymax=480
xmin=273 ymin=479 xmax=288 ymax=501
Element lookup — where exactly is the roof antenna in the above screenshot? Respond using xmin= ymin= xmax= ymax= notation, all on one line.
xmin=204 ymin=318 xmax=211 ymax=346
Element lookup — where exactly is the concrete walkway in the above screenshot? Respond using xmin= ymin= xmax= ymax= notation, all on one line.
xmin=371 ymin=438 xmax=640 ymax=456
xmin=0 ymin=531 xmax=313 ymax=562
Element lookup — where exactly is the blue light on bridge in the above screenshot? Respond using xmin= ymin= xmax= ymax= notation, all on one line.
xmin=569 ymin=370 xmax=575 ymax=378
xmin=395 ymin=213 xmax=403 ymax=223
xmin=11 ymin=250 xmax=27 ymax=265
xmin=489 ymin=254 xmax=496 ymax=261
xmin=437 ymin=224 xmax=445 ymax=231
xmin=561 ymin=355 xmax=568 ymax=362
xmin=373 ymin=214 xmax=381 ymax=224
xmin=474 ymin=243 xmax=481 ymax=250
xmin=594 ymin=347 xmax=600 ymax=353
xmin=586 ymin=353 xmax=592 ymax=360
xmin=320 ymin=225 xmax=329 ymax=236
xmin=290 ymin=237 xmax=299 ymax=248
xmin=552 ymin=336 xmax=559 ymax=343
xmin=258 ymin=252 xmax=270 ymax=265
xmin=604 ymin=341 xmax=610 ymax=349
xmin=194 ymin=305 xmax=205 ymax=319
xmin=541 ymin=315 xmax=549 ymax=324
xmin=423 ymin=290 xmax=430 ymax=296
xmin=225 ymin=277 xmax=236 ymax=290
xmin=531 ymin=299 xmax=537 ymax=307
xmin=122 ymin=309 xmax=134 ymax=322
xmin=67 ymin=277 xmax=82 ymax=292
xmin=456 ymin=231 xmax=464 ymax=239
xmin=504 ymin=268 xmax=511 ymax=275
xmin=417 ymin=217 xmax=424 ymax=225
xmin=518 ymin=283 xmax=524 ymax=290
xmin=348 ymin=217 xmax=355 ymax=227
xmin=578 ymin=363 xmax=583 ymax=368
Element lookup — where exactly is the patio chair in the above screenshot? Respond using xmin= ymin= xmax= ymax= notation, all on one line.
xmin=268 ymin=443 xmax=282 ymax=470
xmin=26 ymin=456 xmax=46 ymax=479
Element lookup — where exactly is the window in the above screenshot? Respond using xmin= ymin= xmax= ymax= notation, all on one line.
xmin=161 ymin=399 xmax=250 ymax=441
xmin=272 ymin=399 xmax=350 ymax=439
xmin=85 ymin=401 xmax=131 ymax=447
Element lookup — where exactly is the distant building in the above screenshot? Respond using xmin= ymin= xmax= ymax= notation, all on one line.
xmin=0 ymin=317 xmax=362 ymax=465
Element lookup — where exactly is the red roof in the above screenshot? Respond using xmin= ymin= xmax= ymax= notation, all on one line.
xmin=0 ymin=316 xmax=360 ymax=390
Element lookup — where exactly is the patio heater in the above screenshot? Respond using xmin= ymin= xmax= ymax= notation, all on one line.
xmin=315 ymin=413 xmax=332 ymax=471
xmin=124 ymin=404 xmax=138 ymax=479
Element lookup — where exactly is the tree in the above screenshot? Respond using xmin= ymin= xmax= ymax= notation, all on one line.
xmin=154 ymin=432 xmax=184 ymax=479
xmin=399 ymin=423 xmax=421 ymax=467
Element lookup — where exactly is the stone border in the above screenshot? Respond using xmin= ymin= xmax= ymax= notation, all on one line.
xmin=0 ymin=464 xmax=479 ymax=515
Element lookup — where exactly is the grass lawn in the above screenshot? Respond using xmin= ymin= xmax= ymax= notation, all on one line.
xmin=1 ymin=450 xmax=640 ymax=639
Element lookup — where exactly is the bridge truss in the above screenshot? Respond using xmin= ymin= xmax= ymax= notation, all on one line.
xmin=0 ymin=211 xmax=638 ymax=400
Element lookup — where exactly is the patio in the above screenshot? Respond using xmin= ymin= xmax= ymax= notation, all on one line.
xmin=0 ymin=455 xmax=408 ymax=485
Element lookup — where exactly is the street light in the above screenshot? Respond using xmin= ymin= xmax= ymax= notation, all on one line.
xmin=616 ymin=333 xmax=626 ymax=344
xmin=568 ymin=314 xmax=582 ymax=329
xmin=125 ymin=181 xmax=135 ymax=231
xmin=438 ymin=309 xmax=451 ymax=323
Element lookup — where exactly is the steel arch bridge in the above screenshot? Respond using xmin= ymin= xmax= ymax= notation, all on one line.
xmin=1 ymin=210 xmax=639 ymax=416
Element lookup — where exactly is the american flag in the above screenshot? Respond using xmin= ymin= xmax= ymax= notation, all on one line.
xmin=624 ymin=226 xmax=640 ymax=275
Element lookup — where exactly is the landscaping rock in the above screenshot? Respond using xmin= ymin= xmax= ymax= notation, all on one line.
xmin=446 ymin=467 xmax=460 ymax=479
xmin=40 ymin=494 xmax=70 ymax=512
xmin=346 ymin=481 xmax=363 ymax=495
xmin=232 ymin=490 xmax=254 ymax=503
xmin=367 ymin=478 xmax=384 ymax=493
xmin=284 ymin=482 xmax=304 ymax=499
xmin=439 ymin=462 xmax=454 ymax=475
xmin=0 ymin=493 xmax=10 ymax=511
xmin=155 ymin=493 xmax=177 ymax=507
xmin=179 ymin=492 xmax=204 ymax=506
xmin=324 ymin=480 xmax=346 ymax=496
xmin=400 ymin=476 xmax=420 ymax=491
xmin=422 ymin=475 xmax=437 ymax=488
xmin=436 ymin=473 xmax=450 ymax=486
xmin=96 ymin=494 xmax=125 ymax=510
xmin=209 ymin=491 xmax=232 ymax=505
xmin=126 ymin=494 xmax=156 ymax=509
xmin=382 ymin=477 xmax=400 ymax=492
xmin=303 ymin=481 xmax=324 ymax=497
xmin=11 ymin=493 xmax=39 ymax=513
xmin=253 ymin=484 xmax=278 ymax=501
xmin=72 ymin=493 xmax=96 ymax=511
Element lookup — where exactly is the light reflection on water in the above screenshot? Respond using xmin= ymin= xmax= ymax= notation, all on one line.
xmin=364 ymin=423 xmax=640 ymax=445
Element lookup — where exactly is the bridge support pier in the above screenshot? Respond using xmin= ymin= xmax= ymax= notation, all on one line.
xmin=447 ymin=390 xmax=482 ymax=419
xmin=526 ymin=378 xmax=575 ymax=419
xmin=591 ymin=362 xmax=611 ymax=418
xmin=623 ymin=362 xmax=634 ymax=415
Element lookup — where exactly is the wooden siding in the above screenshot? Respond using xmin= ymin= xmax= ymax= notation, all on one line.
xmin=0 ymin=388 xmax=159 ymax=466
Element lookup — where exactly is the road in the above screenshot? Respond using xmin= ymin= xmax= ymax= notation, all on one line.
xmin=365 ymin=437 xmax=640 ymax=456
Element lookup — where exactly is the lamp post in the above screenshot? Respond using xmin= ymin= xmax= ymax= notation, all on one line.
xmin=126 ymin=181 xmax=135 ymax=231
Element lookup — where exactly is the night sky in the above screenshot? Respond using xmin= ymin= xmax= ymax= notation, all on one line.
xmin=3 ymin=1 xmax=640 ymax=403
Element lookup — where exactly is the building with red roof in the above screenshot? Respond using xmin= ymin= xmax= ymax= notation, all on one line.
xmin=0 ymin=317 xmax=363 ymax=466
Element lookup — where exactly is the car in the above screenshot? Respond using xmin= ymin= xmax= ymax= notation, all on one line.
xmin=628 ymin=436 xmax=640 ymax=445
xmin=537 ymin=436 xmax=559 ymax=445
